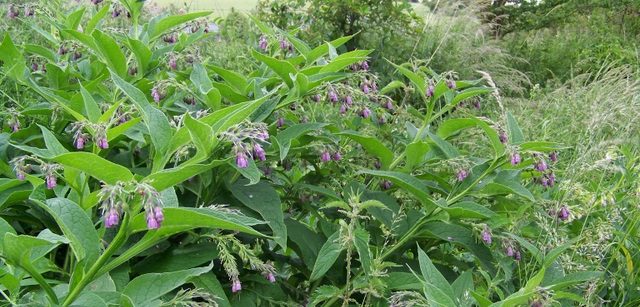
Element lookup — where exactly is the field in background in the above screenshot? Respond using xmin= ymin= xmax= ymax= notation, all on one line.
xmin=151 ymin=0 xmax=259 ymax=14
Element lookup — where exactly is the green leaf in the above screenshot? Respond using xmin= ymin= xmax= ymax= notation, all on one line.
xmin=52 ymin=152 xmax=134 ymax=184
xmin=306 ymin=35 xmax=354 ymax=64
xmin=230 ymin=159 xmax=261 ymax=185
xmin=387 ymin=61 xmax=426 ymax=97
xmin=122 ymin=263 xmax=213 ymax=306
xmin=380 ymin=80 xmax=405 ymax=95
xmin=506 ymin=111 xmax=525 ymax=145
xmin=134 ymin=242 xmax=219 ymax=274
xmin=38 ymin=125 xmax=68 ymax=156
xmin=80 ymin=85 xmax=102 ymax=123
xmin=519 ymin=141 xmax=566 ymax=152
xmin=92 ymin=30 xmax=127 ymax=77
xmin=230 ymin=180 xmax=287 ymax=250
xmin=504 ymin=233 xmax=542 ymax=263
xmin=148 ymin=11 xmax=213 ymax=39
xmin=417 ymin=245 xmax=455 ymax=303
xmin=184 ymin=114 xmax=215 ymax=160
xmin=446 ymin=201 xmax=496 ymax=220
xmin=30 ymin=191 xmax=100 ymax=265
xmin=359 ymin=170 xmax=438 ymax=209
xmin=85 ymin=4 xmax=110 ymax=34
xmin=191 ymin=274 xmax=230 ymax=307
xmin=210 ymin=65 xmax=248 ymax=94
xmin=190 ymin=63 xmax=213 ymax=94
xmin=66 ymin=7 xmax=86 ymax=30
xmin=128 ymin=207 xmax=266 ymax=237
xmin=276 ymin=123 xmax=328 ymax=161
xmin=142 ymin=160 xmax=226 ymax=191
xmin=405 ymin=141 xmax=430 ymax=170
xmin=427 ymin=131 xmax=459 ymax=159
xmin=337 ymin=131 xmax=394 ymax=169
xmin=285 ymin=219 xmax=324 ymax=270
xmin=310 ymin=285 xmax=341 ymax=306
xmin=310 ymin=231 xmax=343 ymax=281
xmin=111 ymin=70 xmax=174 ymax=155
xmin=319 ymin=50 xmax=371 ymax=73
xmin=127 ymin=39 xmax=152 ymax=74
xmin=252 ymin=49 xmax=296 ymax=88
xmin=451 ymin=271 xmax=474 ymax=302
xmin=0 ymin=34 xmax=26 ymax=81
xmin=436 ymin=117 xmax=504 ymax=157
xmin=546 ymin=271 xmax=603 ymax=291
xmin=353 ymin=228 xmax=372 ymax=274
xmin=481 ymin=175 xmax=535 ymax=202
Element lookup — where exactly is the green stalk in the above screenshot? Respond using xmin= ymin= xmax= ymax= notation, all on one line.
xmin=62 ymin=215 xmax=130 ymax=307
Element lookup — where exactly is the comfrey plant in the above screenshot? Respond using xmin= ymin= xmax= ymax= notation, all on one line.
xmin=0 ymin=2 xmax=595 ymax=307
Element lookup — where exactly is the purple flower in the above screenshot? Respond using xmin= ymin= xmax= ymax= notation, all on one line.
xmin=16 ymin=170 xmax=26 ymax=181
xmin=549 ymin=151 xmax=558 ymax=163
xmin=46 ymin=175 xmax=57 ymax=189
xmin=384 ymin=100 xmax=394 ymax=110
xmin=312 ymin=94 xmax=321 ymax=102
xmin=332 ymin=152 xmax=341 ymax=161
xmin=374 ymin=160 xmax=381 ymax=169
xmin=446 ymin=79 xmax=456 ymax=89
xmin=151 ymin=87 xmax=162 ymax=103
xmin=75 ymin=135 xmax=85 ymax=150
xmin=154 ymin=206 xmax=164 ymax=224
xmin=259 ymin=36 xmax=268 ymax=50
xmin=344 ymin=96 xmax=353 ymax=106
xmin=10 ymin=121 xmax=20 ymax=132
xmin=163 ymin=35 xmax=176 ymax=44
xmin=361 ymin=82 xmax=370 ymax=94
xmin=276 ymin=117 xmax=285 ymax=128
xmin=511 ymin=152 xmax=521 ymax=165
xmin=91 ymin=0 xmax=104 ymax=4
xmin=253 ymin=143 xmax=266 ymax=161
xmin=456 ymin=169 xmax=468 ymax=182
xmin=360 ymin=107 xmax=372 ymax=118
xmin=58 ymin=46 xmax=67 ymax=55
xmin=481 ymin=227 xmax=492 ymax=244
xmin=31 ymin=63 xmax=38 ymax=71
xmin=473 ymin=100 xmax=481 ymax=109
xmin=236 ymin=152 xmax=249 ymax=168
xmin=534 ymin=160 xmax=548 ymax=172
xmin=328 ymin=90 xmax=338 ymax=103
xmin=506 ymin=246 xmax=515 ymax=257
xmin=380 ymin=180 xmax=392 ymax=190
xmin=146 ymin=214 xmax=160 ymax=229
xmin=360 ymin=61 xmax=369 ymax=71
xmin=105 ymin=208 xmax=120 ymax=228
xmin=279 ymin=39 xmax=289 ymax=50
xmin=112 ymin=8 xmax=121 ymax=18
xmin=168 ymin=57 xmax=177 ymax=70
xmin=97 ymin=138 xmax=109 ymax=149
xmin=499 ymin=131 xmax=508 ymax=144
xmin=371 ymin=80 xmax=378 ymax=92
xmin=426 ymin=84 xmax=435 ymax=97
xmin=7 ymin=6 xmax=19 ymax=18
xmin=24 ymin=7 xmax=34 ymax=17
xmin=71 ymin=51 xmax=82 ymax=61
xmin=231 ymin=280 xmax=242 ymax=293
xmin=547 ymin=173 xmax=556 ymax=187
xmin=320 ymin=151 xmax=331 ymax=162
xmin=514 ymin=250 xmax=521 ymax=261
xmin=266 ymin=273 xmax=276 ymax=283
xmin=339 ymin=104 xmax=347 ymax=114
xmin=558 ymin=205 xmax=569 ymax=221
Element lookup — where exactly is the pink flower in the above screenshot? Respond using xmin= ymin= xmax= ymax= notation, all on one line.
xmin=154 ymin=207 xmax=164 ymax=224
xmin=259 ymin=36 xmax=268 ymax=50
xmin=46 ymin=175 xmax=57 ymax=189
xmin=360 ymin=107 xmax=371 ymax=118
xmin=534 ymin=160 xmax=548 ymax=172
xmin=499 ymin=131 xmax=508 ymax=144
xmin=558 ymin=205 xmax=569 ymax=221
xmin=339 ymin=104 xmax=347 ymax=114
xmin=10 ymin=122 xmax=20 ymax=132
xmin=328 ymin=90 xmax=338 ymax=103
xmin=426 ymin=84 xmax=435 ymax=97
xmin=344 ymin=96 xmax=353 ymax=106
xmin=446 ymin=79 xmax=456 ymax=89
xmin=332 ymin=152 xmax=341 ymax=161
xmin=320 ymin=151 xmax=331 ymax=162
xmin=384 ymin=100 xmax=393 ymax=110
xmin=75 ymin=135 xmax=86 ymax=150
xmin=168 ymin=57 xmax=177 ymax=70
xmin=510 ymin=152 xmax=521 ymax=165
xmin=146 ymin=215 xmax=160 ymax=229
xmin=360 ymin=61 xmax=369 ymax=71
xmin=266 ymin=273 xmax=276 ymax=283
xmin=506 ymin=246 xmax=514 ymax=257
xmin=276 ymin=117 xmax=285 ymax=128
xmin=380 ymin=180 xmax=392 ymax=190
xmin=16 ymin=170 xmax=26 ymax=181
xmin=105 ymin=208 xmax=120 ymax=228
xmin=361 ymin=82 xmax=370 ymax=94
xmin=549 ymin=151 xmax=558 ymax=162
xmin=231 ymin=280 xmax=242 ymax=293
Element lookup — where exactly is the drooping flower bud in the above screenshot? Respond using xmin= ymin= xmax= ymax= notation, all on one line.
xmin=360 ymin=107 xmax=371 ymax=118
xmin=97 ymin=137 xmax=109 ymax=149
xmin=456 ymin=169 xmax=469 ymax=182
xmin=549 ymin=151 xmax=558 ymax=163
xmin=75 ymin=134 xmax=86 ymax=150
xmin=344 ymin=96 xmax=353 ymax=106
xmin=374 ymin=160 xmax=381 ymax=169
xmin=253 ymin=143 xmax=266 ymax=161
xmin=168 ymin=57 xmax=177 ymax=70
xmin=236 ymin=152 xmax=249 ymax=168
xmin=259 ymin=36 xmax=268 ymax=50
xmin=128 ymin=66 xmax=138 ymax=76
xmin=378 ymin=116 xmax=387 ymax=125
xmin=24 ymin=6 xmax=35 ymax=17
xmin=231 ymin=279 xmax=242 ymax=293
xmin=332 ymin=152 xmax=341 ymax=161
xmin=146 ymin=213 xmax=160 ymax=229
xmin=46 ymin=174 xmax=57 ymax=189
xmin=426 ymin=83 xmax=435 ymax=98
xmin=558 ymin=205 xmax=569 ymax=221
xmin=511 ymin=152 xmax=521 ymax=165
xmin=384 ymin=100 xmax=394 ymax=110
xmin=163 ymin=34 xmax=177 ymax=44
xmin=104 ymin=208 xmax=120 ymax=228
xmin=279 ymin=39 xmax=289 ymax=51
xmin=276 ymin=117 xmax=285 ymax=128
xmin=514 ymin=250 xmax=521 ymax=261
xmin=71 ymin=51 xmax=82 ymax=61
xmin=16 ymin=169 xmax=26 ymax=181
xmin=7 ymin=5 xmax=19 ymax=18
xmin=360 ymin=61 xmax=369 ymax=71
xmin=506 ymin=246 xmax=515 ymax=257
xmin=481 ymin=226 xmax=492 ymax=244
xmin=380 ymin=180 xmax=392 ymax=190
xmin=446 ymin=79 xmax=456 ymax=89
xmin=339 ymin=104 xmax=347 ymax=114
xmin=153 ymin=206 xmax=164 ymax=224
xmin=31 ymin=63 xmax=38 ymax=72
xmin=361 ymin=81 xmax=370 ymax=94
xmin=499 ymin=130 xmax=508 ymax=144
xmin=266 ymin=273 xmax=276 ymax=283
xmin=328 ymin=90 xmax=338 ymax=103
xmin=312 ymin=94 xmax=321 ymax=102
xmin=534 ymin=160 xmax=548 ymax=172
xmin=320 ymin=151 xmax=331 ymax=162
xmin=10 ymin=121 xmax=20 ymax=132
xmin=151 ymin=87 xmax=164 ymax=103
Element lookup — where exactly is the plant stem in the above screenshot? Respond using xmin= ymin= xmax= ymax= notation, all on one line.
xmin=62 ymin=215 xmax=130 ymax=307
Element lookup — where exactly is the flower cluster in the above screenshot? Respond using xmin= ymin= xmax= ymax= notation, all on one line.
xmin=137 ymin=183 xmax=165 ymax=229
xmin=11 ymin=156 xmax=62 ymax=189
xmin=533 ymin=152 xmax=558 ymax=188
xmin=219 ymin=122 xmax=270 ymax=168
xmin=98 ymin=182 xmax=165 ymax=230
xmin=69 ymin=121 xmax=109 ymax=150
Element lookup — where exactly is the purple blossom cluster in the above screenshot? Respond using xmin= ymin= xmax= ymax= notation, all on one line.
xmin=70 ymin=122 xmax=109 ymax=150
xmin=220 ymin=122 xmax=270 ymax=168
xmin=11 ymin=156 xmax=61 ymax=189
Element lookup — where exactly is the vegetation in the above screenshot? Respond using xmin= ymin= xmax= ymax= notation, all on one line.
xmin=0 ymin=0 xmax=637 ymax=306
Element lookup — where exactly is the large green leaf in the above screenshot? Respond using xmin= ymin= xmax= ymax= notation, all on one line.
xmin=230 ymin=180 xmax=287 ymax=250
xmin=359 ymin=170 xmax=438 ymax=209
xmin=134 ymin=242 xmax=219 ymax=274
xmin=252 ymin=49 xmax=296 ymax=88
xmin=80 ymin=85 xmax=102 ymax=123
xmin=309 ymin=231 xmax=343 ymax=281
xmin=276 ymin=123 xmax=328 ymax=161
xmin=436 ymin=118 xmax=505 ymax=157
xmin=52 ymin=152 xmax=134 ymax=184
xmin=417 ymin=245 xmax=456 ymax=306
xmin=506 ymin=111 xmax=525 ymax=145
xmin=148 ymin=11 xmax=213 ymax=39
xmin=337 ymin=131 xmax=394 ymax=169
xmin=353 ymin=228 xmax=372 ymax=274
xmin=122 ymin=263 xmax=213 ymax=306
xmin=92 ymin=30 xmax=127 ymax=77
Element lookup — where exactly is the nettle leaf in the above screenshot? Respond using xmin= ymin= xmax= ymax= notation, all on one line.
xmin=417 ymin=245 xmax=456 ymax=305
xmin=230 ymin=179 xmax=287 ymax=250
xmin=310 ymin=285 xmax=342 ymax=306
xmin=337 ymin=131 xmax=394 ymax=169
xmin=52 ymin=152 xmax=134 ymax=184
xmin=353 ymin=228 xmax=372 ymax=274
xmin=111 ymin=70 xmax=174 ymax=155
xmin=30 ymin=189 xmax=100 ymax=265
xmin=310 ymin=231 xmax=343 ymax=281
xmin=122 ymin=263 xmax=213 ymax=306
xmin=276 ymin=122 xmax=329 ymax=161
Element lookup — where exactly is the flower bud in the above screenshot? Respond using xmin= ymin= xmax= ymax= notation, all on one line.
xmin=332 ymin=152 xmax=341 ymax=161
xmin=481 ymin=226 xmax=492 ymax=244
xmin=558 ymin=205 xmax=569 ymax=221
xmin=231 ymin=279 xmax=242 ymax=293
xmin=236 ymin=152 xmax=249 ymax=168
xmin=46 ymin=174 xmax=57 ymax=189
xmin=446 ymin=79 xmax=456 ymax=89
xmin=360 ymin=107 xmax=371 ymax=118
xmin=456 ymin=169 xmax=468 ymax=182
xmin=276 ymin=117 xmax=285 ymax=128
xmin=266 ymin=273 xmax=276 ymax=283
xmin=97 ymin=137 xmax=109 ymax=149
xmin=168 ymin=57 xmax=177 ymax=70
xmin=506 ymin=246 xmax=515 ymax=257
xmin=328 ymin=90 xmax=338 ymax=103
xmin=511 ymin=152 xmax=521 ymax=165
xmin=253 ymin=143 xmax=266 ymax=161
xmin=320 ymin=151 xmax=331 ymax=162
xmin=499 ymin=130 xmax=508 ymax=144
xmin=534 ymin=160 xmax=547 ymax=172
xmin=549 ymin=151 xmax=558 ymax=163
xmin=360 ymin=61 xmax=369 ymax=71
xmin=380 ymin=180 xmax=392 ymax=190
xmin=426 ymin=84 xmax=435 ymax=97
xmin=259 ymin=36 xmax=268 ymax=50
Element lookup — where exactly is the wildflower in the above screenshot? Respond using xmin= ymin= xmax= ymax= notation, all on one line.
xmin=276 ymin=117 xmax=285 ymax=128
xmin=10 ymin=121 xmax=20 ymax=132
xmin=24 ymin=6 xmax=34 ymax=17
xmin=361 ymin=81 xmax=370 ymax=94
xmin=446 ymin=79 xmax=456 ymax=89
xmin=481 ymin=226 xmax=492 ymax=244
xmin=7 ymin=5 xmax=19 ymax=18
xmin=558 ymin=205 xmax=569 ymax=221
xmin=499 ymin=130 xmax=508 ymax=144
xmin=360 ymin=61 xmax=369 ymax=71
xmin=339 ymin=104 xmax=347 ymax=114
xmin=360 ymin=107 xmax=372 ymax=118
xmin=328 ymin=90 xmax=338 ymax=103
xmin=46 ymin=174 xmax=57 ymax=189
xmin=253 ymin=143 xmax=266 ymax=161
xmin=312 ymin=94 xmax=321 ymax=102
xmin=384 ymin=100 xmax=394 ymax=110
xmin=345 ymin=95 xmax=353 ymax=106
xmin=549 ymin=151 xmax=558 ymax=163
xmin=546 ymin=172 xmax=556 ymax=187
xmin=231 ymin=279 xmax=242 ymax=293
xmin=378 ymin=116 xmax=387 ymax=125
xmin=456 ymin=169 xmax=469 ymax=182
xmin=75 ymin=134 xmax=86 ymax=149
xmin=91 ymin=0 xmax=104 ymax=4
xmin=31 ymin=63 xmax=38 ymax=71
xmin=146 ymin=212 xmax=160 ymax=229
xmin=506 ymin=246 xmax=515 ymax=257
xmin=380 ymin=180 xmax=392 ymax=190
xmin=112 ymin=8 xmax=121 ymax=18
xmin=128 ymin=66 xmax=138 ymax=75
xmin=473 ymin=100 xmax=481 ymax=109
xmin=514 ymin=250 xmax=521 ymax=261
xmin=151 ymin=87 xmax=164 ymax=103
xmin=332 ymin=152 xmax=341 ymax=161
xmin=168 ymin=57 xmax=177 ymax=70
xmin=266 ymin=273 xmax=276 ymax=283
xmin=104 ymin=208 xmax=120 ymax=228
xmin=511 ymin=152 xmax=521 ymax=165
xmin=320 ymin=151 xmax=331 ymax=162
xmin=236 ymin=152 xmax=249 ymax=168
xmin=183 ymin=96 xmax=196 ymax=105
xmin=259 ymin=36 xmax=268 ymax=50
xmin=97 ymin=137 xmax=109 ymax=149
xmin=58 ymin=46 xmax=68 ymax=55
xmin=371 ymin=80 xmax=378 ymax=92
xmin=16 ymin=170 xmax=26 ymax=181
xmin=374 ymin=160 xmax=381 ymax=169
xmin=426 ymin=83 xmax=435 ymax=97
xmin=153 ymin=206 xmax=164 ymax=224
xmin=163 ymin=34 xmax=176 ymax=44
xmin=71 ymin=51 xmax=82 ymax=61
xmin=534 ymin=159 xmax=547 ymax=172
